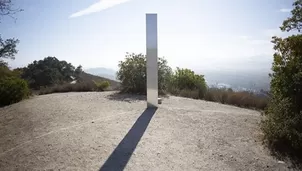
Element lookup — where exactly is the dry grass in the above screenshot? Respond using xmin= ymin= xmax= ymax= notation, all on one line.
xmin=38 ymin=82 xmax=100 ymax=95
xmin=170 ymin=88 xmax=269 ymax=110
xmin=36 ymin=72 xmax=120 ymax=95
xmin=204 ymin=88 xmax=269 ymax=110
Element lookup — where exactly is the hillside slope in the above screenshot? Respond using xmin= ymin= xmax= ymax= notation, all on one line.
xmin=0 ymin=92 xmax=291 ymax=170
xmin=79 ymin=72 xmax=120 ymax=90
xmin=84 ymin=67 xmax=117 ymax=81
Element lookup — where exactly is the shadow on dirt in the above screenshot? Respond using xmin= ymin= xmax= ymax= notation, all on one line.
xmin=106 ymin=92 xmax=146 ymax=103
xmin=99 ymin=108 xmax=157 ymax=171
xmin=106 ymin=92 xmax=169 ymax=103
xmin=268 ymin=144 xmax=302 ymax=170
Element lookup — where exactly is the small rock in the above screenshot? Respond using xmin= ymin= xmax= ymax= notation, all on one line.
xmin=91 ymin=121 xmax=94 ymax=123
xmin=278 ymin=161 xmax=285 ymax=164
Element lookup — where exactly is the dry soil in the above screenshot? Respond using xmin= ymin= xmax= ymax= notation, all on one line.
xmin=0 ymin=92 xmax=293 ymax=170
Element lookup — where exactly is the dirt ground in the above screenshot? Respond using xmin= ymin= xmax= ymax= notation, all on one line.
xmin=0 ymin=92 xmax=293 ymax=170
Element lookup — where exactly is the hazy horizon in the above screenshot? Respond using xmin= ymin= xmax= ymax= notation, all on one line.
xmin=1 ymin=0 xmax=296 ymax=74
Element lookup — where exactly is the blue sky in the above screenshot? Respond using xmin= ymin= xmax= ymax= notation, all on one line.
xmin=1 ymin=0 xmax=295 ymax=72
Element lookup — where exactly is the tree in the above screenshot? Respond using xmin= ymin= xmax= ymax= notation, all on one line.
xmin=0 ymin=36 xmax=19 ymax=63
xmin=0 ymin=0 xmax=21 ymax=66
xmin=75 ymin=65 xmax=83 ymax=80
xmin=117 ymin=53 xmax=172 ymax=94
xmin=281 ymin=0 xmax=302 ymax=32
xmin=0 ymin=0 xmax=28 ymax=106
xmin=21 ymin=57 xmax=79 ymax=89
xmin=261 ymin=0 xmax=302 ymax=158
xmin=0 ymin=0 xmax=23 ymax=22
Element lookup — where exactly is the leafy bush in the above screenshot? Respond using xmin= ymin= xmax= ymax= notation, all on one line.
xmin=0 ymin=65 xmax=21 ymax=78
xmin=115 ymin=53 xmax=267 ymax=111
xmin=169 ymin=68 xmax=207 ymax=99
xmin=261 ymin=0 xmax=302 ymax=159
xmin=21 ymin=57 xmax=82 ymax=89
xmin=0 ymin=77 xmax=30 ymax=106
xmin=262 ymin=35 xmax=302 ymax=156
xmin=0 ymin=29 xmax=29 ymax=106
xmin=262 ymin=98 xmax=302 ymax=156
xmin=117 ymin=53 xmax=172 ymax=94
xmin=93 ymin=80 xmax=110 ymax=91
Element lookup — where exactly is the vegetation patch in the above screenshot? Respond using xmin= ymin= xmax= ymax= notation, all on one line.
xmin=261 ymin=0 xmax=302 ymax=164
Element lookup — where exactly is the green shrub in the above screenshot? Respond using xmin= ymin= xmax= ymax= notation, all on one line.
xmin=21 ymin=57 xmax=82 ymax=89
xmin=0 ymin=65 xmax=21 ymax=78
xmin=262 ymin=98 xmax=302 ymax=157
xmin=261 ymin=35 xmax=302 ymax=157
xmin=168 ymin=68 xmax=207 ymax=99
xmin=0 ymin=77 xmax=30 ymax=106
xmin=117 ymin=53 xmax=172 ymax=94
xmin=93 ymin=80 xmax=110 ymax=91
xmin=261 ymin=0 xmax=302 ymax=158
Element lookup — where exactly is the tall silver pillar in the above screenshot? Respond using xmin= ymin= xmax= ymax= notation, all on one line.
xmin=146 ymin=14 xmax=158 ymax=108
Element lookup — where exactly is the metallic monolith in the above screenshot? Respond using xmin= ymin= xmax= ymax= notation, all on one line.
xmin=146 ymin=14 xmax=158 ymax=108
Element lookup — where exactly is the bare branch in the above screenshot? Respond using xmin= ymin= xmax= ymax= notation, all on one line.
xmin=0 ymin=0 xmax=23 ymax=22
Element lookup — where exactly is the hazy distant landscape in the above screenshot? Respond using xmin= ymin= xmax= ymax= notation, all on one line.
xmin=85 ymin=67 xmax=271 ymax=91
xmin=202 ymin=70 xmax=270 ymax=91
xmin=85 ymin=67 xmax=118 ymax=81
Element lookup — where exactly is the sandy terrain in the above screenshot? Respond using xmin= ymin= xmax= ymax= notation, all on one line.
xmin=0 ymin=92 xmax=292 ymax=170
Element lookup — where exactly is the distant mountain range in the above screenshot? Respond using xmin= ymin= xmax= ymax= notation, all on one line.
xmin=85 ymin=67 xmax=117 ymax=81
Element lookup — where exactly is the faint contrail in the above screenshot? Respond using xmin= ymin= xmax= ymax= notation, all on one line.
xmin=69 ymin=0 xmax=131 ymax=18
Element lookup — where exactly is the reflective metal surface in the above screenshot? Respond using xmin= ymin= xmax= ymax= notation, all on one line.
xmin=146 ymin=14 xmax=158 ymax=108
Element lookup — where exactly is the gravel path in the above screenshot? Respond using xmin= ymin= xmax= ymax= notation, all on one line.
xmin=0 ymin=92 xmax=292 ymax=170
